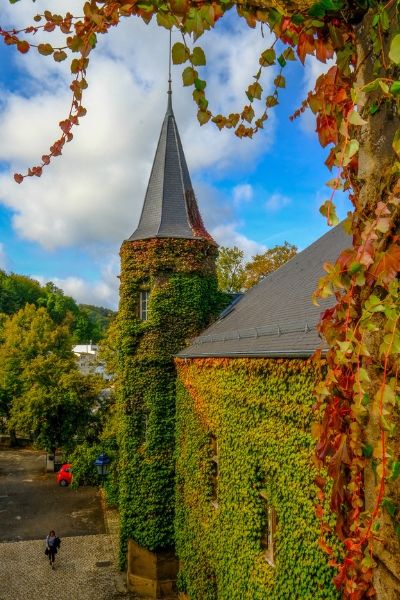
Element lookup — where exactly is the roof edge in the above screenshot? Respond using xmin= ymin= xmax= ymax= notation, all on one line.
xmin=176 ymin=349 xmax=326 ymax=359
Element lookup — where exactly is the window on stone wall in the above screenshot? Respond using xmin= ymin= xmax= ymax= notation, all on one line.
xmin=260 ymin=490 xmax=276 ymax=566
xmin=139 ymin=289 xmax=150 ymax=321
xmin=210 ymin=434 xmax=219 ymax=507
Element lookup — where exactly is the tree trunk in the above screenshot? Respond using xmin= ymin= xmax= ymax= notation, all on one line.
xmin=355 ymin=11 xmax=400 ymax=599
xmin=9 ymin=427 xmax=17 ymax=447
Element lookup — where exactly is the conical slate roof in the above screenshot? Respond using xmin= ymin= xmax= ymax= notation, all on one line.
xmin=128 ymin=93 xmax=214 ymax=243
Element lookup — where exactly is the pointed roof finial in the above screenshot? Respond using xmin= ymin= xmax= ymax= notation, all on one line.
xmin=167 ymin=29 xmax=173 ymax=114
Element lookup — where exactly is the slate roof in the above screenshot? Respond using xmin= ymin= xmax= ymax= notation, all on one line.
xmin=128 ymin=93 xmax=213 ymax=243
xmin=178 ymin=224 xmax=351 ymax=358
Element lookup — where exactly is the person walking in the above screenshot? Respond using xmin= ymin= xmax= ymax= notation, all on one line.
xmin=45 ymin=530 xmax=60 ymax=569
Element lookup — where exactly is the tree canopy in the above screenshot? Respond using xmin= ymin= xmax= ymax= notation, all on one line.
xmin=216 ymin=242 xmax=297 ymax=292
xmin=0 ymin=269 xmax=114 ymax=342
xmin=0 ymin=304 xmax=102 ymax=453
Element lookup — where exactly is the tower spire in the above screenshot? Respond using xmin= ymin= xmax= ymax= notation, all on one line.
xmin=167 ymin=29 xmax=172 ymax=114
xmin=127 ymin=28 xmax=214 ymax=245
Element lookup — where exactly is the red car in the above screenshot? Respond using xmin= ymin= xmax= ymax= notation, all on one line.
xmin=56 ymin=463 xmax=73 ymax=487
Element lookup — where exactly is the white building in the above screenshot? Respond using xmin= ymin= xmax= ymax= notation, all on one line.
xmin=72 ymin=343 xmax=100 ymax=376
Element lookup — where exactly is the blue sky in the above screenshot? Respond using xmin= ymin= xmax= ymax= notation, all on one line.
xmin=0 ymin=1 xmax=350 ymax=308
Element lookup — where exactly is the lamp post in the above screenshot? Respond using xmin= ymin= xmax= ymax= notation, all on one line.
xmin=94 ymin=452 xmax=111 ymax=483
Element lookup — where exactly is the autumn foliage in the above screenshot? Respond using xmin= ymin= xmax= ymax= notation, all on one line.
xmin=2 ymin=1 xmax=400 ymax=597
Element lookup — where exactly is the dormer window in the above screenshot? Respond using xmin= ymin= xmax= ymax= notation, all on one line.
xmin=139 ymin=290 xmax=149 ymax=321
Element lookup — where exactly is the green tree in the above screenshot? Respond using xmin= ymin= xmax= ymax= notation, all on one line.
xmin=0 ymin=304 xmax=101 ymax=452
xmin=9 ymin=365 xmax=102 ymax=455
xmin=243 ymin=242 xmax=297 ymax=289
xmin=0 ymin=270 xmax=43 ymax=314
xmin=216 ymin=246 xmax=245 ymax=293
xmin=0 ymin=304 xmax=72 ymax=423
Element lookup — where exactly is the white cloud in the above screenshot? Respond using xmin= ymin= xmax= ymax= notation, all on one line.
xmin=0 ymin=10 xmax=276 ymax=251
xmin=0 ymin=244 xmax=7 ymax=269
xmin=34 ymin=255 xmax=120 ymax=309
xmin=265 ymin=192 xmax=291 ymax=212
xmin=233 ymin=184 xmax=253 ymax=206
xmin=211 ymin=222 xmax=266 ymax=260
xmin=0 ymin=2 xmax=281 ymax=305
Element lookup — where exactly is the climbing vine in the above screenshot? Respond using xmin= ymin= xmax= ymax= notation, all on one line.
xmin=175 ymin=357 xmax=341 ymax=600
xmin=117 ymin=236 xmax=228 ymax=564
xmin=2 ymin=0 xmax=400 ymax=596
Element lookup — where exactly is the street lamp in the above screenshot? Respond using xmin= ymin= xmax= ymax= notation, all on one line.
xmin=94 ymin=452 xmax=111 ymax=482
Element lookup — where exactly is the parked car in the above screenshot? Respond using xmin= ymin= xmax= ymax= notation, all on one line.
xmin=56 ymin=463 xmax=73 ymax=487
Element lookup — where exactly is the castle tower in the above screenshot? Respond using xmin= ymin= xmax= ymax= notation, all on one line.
xmin=117 ymin=86 xmax=225 ymax=592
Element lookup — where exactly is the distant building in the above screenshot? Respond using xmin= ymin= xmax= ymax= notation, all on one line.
xmin=72 ymin=343 xmax=109 ymax=378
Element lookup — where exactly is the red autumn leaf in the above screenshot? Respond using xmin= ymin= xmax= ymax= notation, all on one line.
xmin=59 ymin=119 xmax=72 ymax=134
xmin=297 ymin=32 xmax=315 ymax=64
xmin=337 ymin=248 xmax=355 ymax=272
xmin=316 ymin=114 xmax=338 ymax=147
xmin=318 ymin=538 xmax=333 ymax=555
xmin=17 ymin=40 xmax=30 ymax=54
xmin=42 ymin=155 xmax=51 ymax=165
xmin=4 ymin=34 xmax=18 ymax=46
xmin=14 ymin=173 xmax=24 ymax=184
xmin=370 ymin=244 xmax=400 ymax=285
xmin=315 ymin=38 xmax=334 ymax=63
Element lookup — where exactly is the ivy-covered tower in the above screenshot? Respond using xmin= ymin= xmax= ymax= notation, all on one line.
xmin=117 ymin=87 xmax=224 ymax=564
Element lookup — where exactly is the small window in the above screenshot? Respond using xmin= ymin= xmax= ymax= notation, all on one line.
xmin=210 ymin=434 xmax=219 ymax=506
xmin=139 ymin=290 xmax=149 ymax=321
xmin=260 ymin=491 xmax=276 ymax=566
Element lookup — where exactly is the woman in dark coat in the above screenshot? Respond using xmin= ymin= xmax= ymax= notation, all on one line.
xmin=45 ymin=530 xmax=60 ymax=569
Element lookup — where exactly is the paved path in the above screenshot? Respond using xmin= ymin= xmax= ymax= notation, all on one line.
xmin=0 ymin=501 xmax=132 ymax=599
xmin=0 ymin=533 xmax=130 ymax=600
xmin=0 ymin=448 xmax=104 ymax=541
xmin=0 ymin=449 xmax=132 ymax=599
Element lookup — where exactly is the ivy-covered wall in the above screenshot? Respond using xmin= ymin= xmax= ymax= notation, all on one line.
xmin=117 ymin=237 xmax=228 ymax=562
xmin=175 ymin=357 xmax=341 ymax=600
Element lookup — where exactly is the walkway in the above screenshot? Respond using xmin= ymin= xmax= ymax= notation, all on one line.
xmin=0 ymin=509 xmax=131 ymax=600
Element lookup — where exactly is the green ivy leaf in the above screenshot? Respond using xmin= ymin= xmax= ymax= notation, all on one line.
xmin=348 ymin=110 xmax=367 ymax=126
xmin=342 ymin=139 xmax=359 ymax=166
xmin=319 ymin=200 xmax=339 ymax=226
xmin=277 ymin=54 xmax=286 ymax=68
xmin=197 ymin=109 xmax=211 ymax=125
xmin=389 ymin=34 xmax=400 ymax=65
xmin=390 ymin=461 xmax=400 ymax=481
xmin=194 ymin=78 xmax=206 ymax=92
xmin=362 ymin=443 xmax=373 ymax=458
xmin=266 ymin=95 xmax=278 ymax=107
xmin=382 ymin=497 xmax=398 ymax=519
xmin=172 ymin=42 xmax=190 ymax=65
xmin=182 ymin=67 xmax=197 ymax=86
xmin=392 ymin=129 xmax=400 ymax=159
xmin=274 ymin=75 xmax=286 ymax=88
xmin=390 ymin=81 xmax=400 ymax=96
xmin=259 ymin=48 xmax=275 ymax=67
xmin=191 ymin=46 xmax=206 ymax=66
